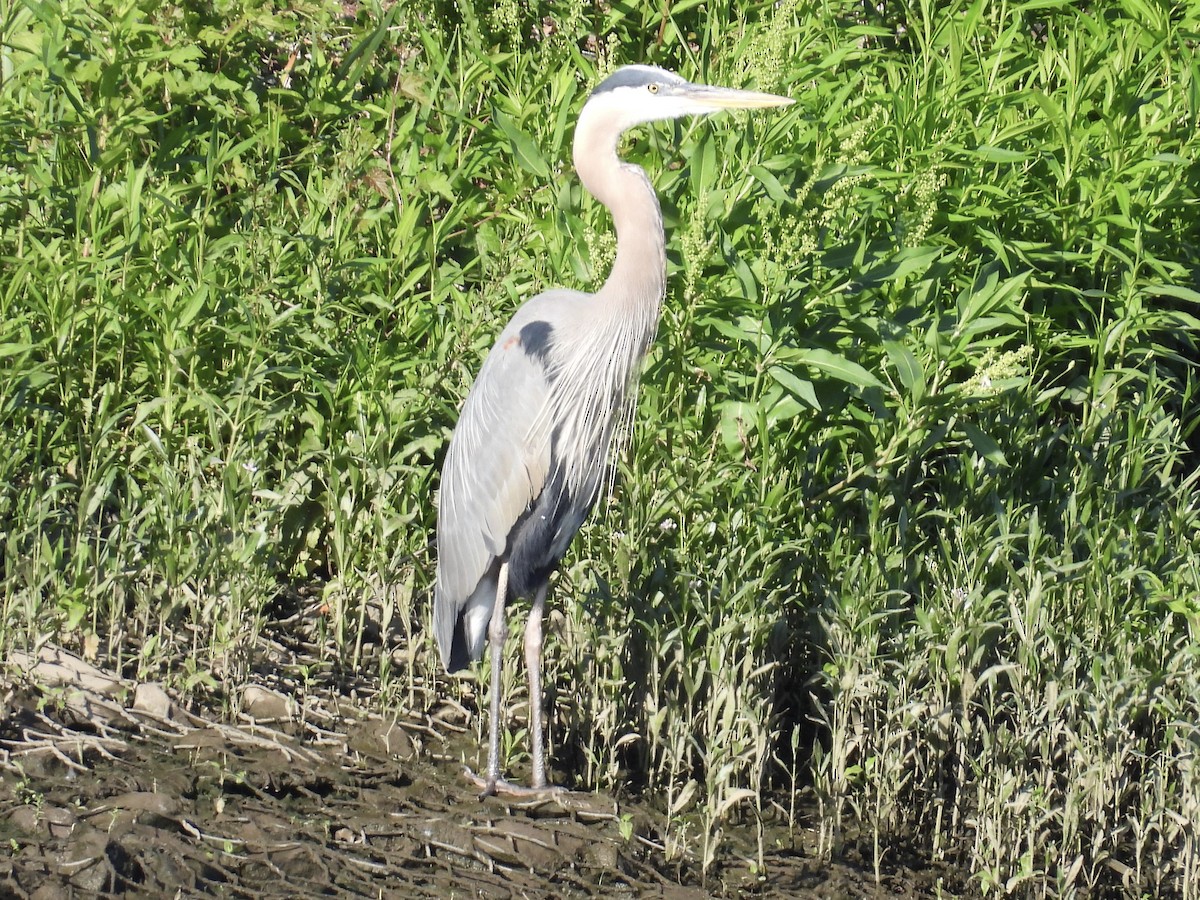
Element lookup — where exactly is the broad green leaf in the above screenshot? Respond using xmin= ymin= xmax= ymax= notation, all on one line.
xmin=767 ymin=393 xmax=807 ymax=427
xmin=962 ymin=423 xmax=1009 ymax=467
xmin=749 ymin=165 xmax=790 ymax=205
xmin=494 ymin=111 xmax=548 ymax=179
xmin=692 ymin=131 xmax=716 ymax=199
xmin=780 ymin=348 xmax=884 ymax=389
xmin=768 ymin=365 xmax=820 ymax=410
xmin=1145 ymin=284 xmax=1200 ymax=306
xmin=416 ymin=168 xmax=454 ymax=200
xmin=334 ymin=3 xmax=402 ymax=87
xmin=854 ymin=246 xmax=941 ymax=288
xmin=174 ymin=285 xmax=209 ymax=329
xmin=958 ymin=268 xmax=1031 ymax=324
xmin=882 ymin=340 xmax=925 ymax=401
xmin=972 ymin=144 xmax=1030 ymax=163
xmin=718 ymin=400 xmax=757 ymax=453
xmin=699 ymin=315 xmax=772 ymax=353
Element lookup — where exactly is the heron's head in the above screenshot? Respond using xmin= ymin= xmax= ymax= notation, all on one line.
xmin=583 ymin=64 xmax=793 ymax=134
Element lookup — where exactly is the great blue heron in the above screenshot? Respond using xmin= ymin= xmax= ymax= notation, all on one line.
xmin=434 ymin=64 xmax=792 ymax=796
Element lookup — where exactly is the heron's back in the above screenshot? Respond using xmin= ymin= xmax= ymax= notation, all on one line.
xmin=434 ymin=283 xmax=659 ymax=671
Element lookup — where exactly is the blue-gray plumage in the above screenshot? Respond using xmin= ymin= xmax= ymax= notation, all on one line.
xmin=433 ymin=64 xmax=792 ymax=796
xmin=590 ymin=65 xmax=687 ymax=95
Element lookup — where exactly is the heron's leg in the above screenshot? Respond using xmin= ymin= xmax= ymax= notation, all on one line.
xmin=484 ymin=561 xmax=509 ymax=791
xmin=524 ymin=583 xmax=551 ymax=789
xmin=464 ymin=574 xmax=564 ymax=798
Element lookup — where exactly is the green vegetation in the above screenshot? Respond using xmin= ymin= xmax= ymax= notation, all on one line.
xmin=2 ymin=0 xmax=1198 ymax=893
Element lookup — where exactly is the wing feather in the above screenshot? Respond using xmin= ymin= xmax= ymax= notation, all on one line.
xmin=433 ymin=311 xmax=556 ymax=670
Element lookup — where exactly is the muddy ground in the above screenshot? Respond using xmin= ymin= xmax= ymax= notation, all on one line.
xmin=0 ymin=640 xmax=964 ymax=898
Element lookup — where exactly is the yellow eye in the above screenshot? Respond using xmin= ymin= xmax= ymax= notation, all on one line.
xmin=648 ymin=83 xmax=659 ymax=94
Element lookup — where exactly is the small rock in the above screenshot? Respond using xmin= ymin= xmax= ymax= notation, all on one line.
xmin=104 ymin=791 xmax=179 ymax=820
xmin=5 ymin=802 xmax=76 ymax=839
xmin=57 ymin=825 xmax=107 ymax=889
xmin=14 ymin=645 xmax=123 ymax=696
xmin=347 ymin=721 xmax=416 ymax=760
xmin=8 ymin=806 xmax=45 ymax=835
xmin=132 ymin=683 xmax=174 ymax=720
xmin=242 ymin=685 xmax=297 ymax=721
xmin=45 ymin=805 xmax=79 ymax=839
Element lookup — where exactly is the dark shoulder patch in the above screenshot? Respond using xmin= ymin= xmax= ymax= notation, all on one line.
xmin=519 ymin=320 xmax=554 ymax=368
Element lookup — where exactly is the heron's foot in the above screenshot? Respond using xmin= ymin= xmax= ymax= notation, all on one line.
xmin=463 ymin=766 xmax=566 ymax=799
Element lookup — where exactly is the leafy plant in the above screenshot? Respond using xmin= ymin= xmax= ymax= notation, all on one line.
xmin=2 ymin=0 xmax=1198 ymax=892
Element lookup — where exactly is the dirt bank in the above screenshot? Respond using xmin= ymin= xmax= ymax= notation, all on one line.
xmin=0 ymin=643 xmax=962 ymax=898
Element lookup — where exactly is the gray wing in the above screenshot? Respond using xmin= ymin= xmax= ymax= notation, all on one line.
xmin=433 ymin=307 xmax=558 ymax=671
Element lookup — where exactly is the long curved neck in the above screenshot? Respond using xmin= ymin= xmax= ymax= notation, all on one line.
xmin=542 ymin=108 xmax=666 ymax=498
xmin=572 ymin=112 xmax=667 ymax=315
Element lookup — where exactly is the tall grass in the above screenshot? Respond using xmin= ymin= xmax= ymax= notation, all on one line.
xmin=2 ymin=0 xmax=1198 ymax=893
